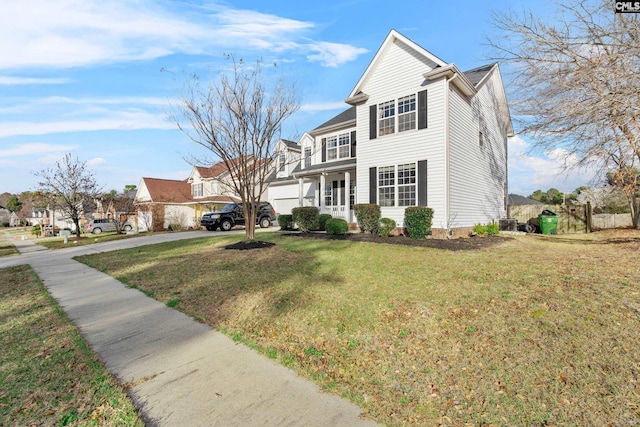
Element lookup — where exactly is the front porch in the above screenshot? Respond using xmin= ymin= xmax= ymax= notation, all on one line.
xmin=293 ymin=160 xmax=356 ymax=222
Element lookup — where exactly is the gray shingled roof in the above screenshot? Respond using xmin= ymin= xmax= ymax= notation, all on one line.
xmin=463 ymin=63 xmax=495 ymax=86
xmin=507 ymin=194 xmax=544 ymax=206
xmin=280 ymin=139 xmax=301 ymax=151
xmin=312 ymin=106 xmax=356 ymax=131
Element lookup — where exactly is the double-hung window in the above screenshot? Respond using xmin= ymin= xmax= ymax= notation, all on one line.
xmin=278 ymin=154 xmax=286 ymax=172
xmin=378 ymin=166 xmax=395 ymax=207
xmin=304 ymin=147 xmax=312 ymax=168
xmin=379 ymin=101 xmax=395 ymax=136
xmin=191 ymin=183 xmax=203 ymax=197
xmin=338 ymin=133 xmax=350 ymax=158
xmin=397 ymin=163 xmax=416 ymax=206
xmin=327 ymin=136 xmax=338 ymax=160
xmin=398 ymin=95 xmax=416 ymax=132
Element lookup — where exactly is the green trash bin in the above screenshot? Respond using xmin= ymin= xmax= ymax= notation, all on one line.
xmin=538 ymin=208 xmax=559 ymax=235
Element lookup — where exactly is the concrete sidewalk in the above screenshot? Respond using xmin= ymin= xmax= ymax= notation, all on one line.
xmin=2 ymin=232 xmax=378 ymax=426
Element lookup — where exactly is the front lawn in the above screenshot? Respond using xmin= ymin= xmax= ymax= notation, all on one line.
xmin=36 ymin=231 xmax=151 ymax=250
xmin=75 ymin=230 xmax=640 ymax=426
xmin=0 ymin=265 xmax=144 ymax=426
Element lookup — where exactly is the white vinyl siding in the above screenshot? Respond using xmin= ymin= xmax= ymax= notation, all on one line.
xmin=448 ymin=70 xmax=508 ymax=227
xmin=356 ymin=65 xmax=447 ymax=228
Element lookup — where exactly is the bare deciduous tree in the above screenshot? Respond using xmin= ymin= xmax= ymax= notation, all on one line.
xmin=170 ymin=57 xmax=299 ymax=240
xmin=490 ymin=0 xmax=640 ymax=228
xmin=100 ymin=185 xmax=137 ymax=234
xmin=34 ymin=154 xmax=102 ymax=238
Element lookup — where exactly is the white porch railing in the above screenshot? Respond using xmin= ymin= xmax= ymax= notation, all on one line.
xmin=320 ymin=205 xmax=353 ymax=222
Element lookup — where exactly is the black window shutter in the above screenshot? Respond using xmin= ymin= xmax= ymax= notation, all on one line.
xmin=317 ymin=182 xmax=321 ymax=207
xmin=369 ymin=167 xmax=377 ymax=204
xmin=321 ymin=138 xmax=327 ymax=163
xmin=418 ymin=160 xmax=428 ymax=206
xmin=340 ymin=180 xmax=346 ymax=205
xmin=350 ymin=131 xmax=356 ymax=157
xmin=369 ymin=104 xmax=377 ymax=139
xmin=418 ymin=90 xmax=427 ymax=130
xmin=332 ymin=181 xmax=338 ymax=206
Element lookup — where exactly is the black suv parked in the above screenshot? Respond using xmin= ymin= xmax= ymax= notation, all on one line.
xmin=201 ymin=202 xmax=276 ymax=231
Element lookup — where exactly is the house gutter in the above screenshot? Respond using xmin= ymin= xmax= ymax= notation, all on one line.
xmin=444 ymin=77 xmax=451 ymax=231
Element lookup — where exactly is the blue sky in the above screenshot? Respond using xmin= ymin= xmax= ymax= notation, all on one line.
xmin=0 ymin=0 xmax=598 ymax=197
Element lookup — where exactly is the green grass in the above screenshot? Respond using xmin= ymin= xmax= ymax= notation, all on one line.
xmin=75 ymin=230 xmax=640 ymax=426
xmin=35 ymin=231 xmax=153 ymax=250
xmin=0 ymin=229 xmax=20 ymax=257
xmin=0 ymin=265 xmax=144 ymax=426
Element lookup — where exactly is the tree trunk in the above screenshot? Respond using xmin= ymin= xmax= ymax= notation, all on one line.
xmin=74 ymin=218 xmax=82 ymax=238
xmin=631 ymin=193 xmax=640 ymax=229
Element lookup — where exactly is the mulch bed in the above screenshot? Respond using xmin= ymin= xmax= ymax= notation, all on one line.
xmin=224 ymin=240 xmax=276 ymax=250
xmin=283 ymin=231 xmax=510 ymax=251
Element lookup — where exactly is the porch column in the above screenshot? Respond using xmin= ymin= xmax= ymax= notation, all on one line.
xmin=298 ymin=178 xmax=304 ymax=207
xmin=344 ymin=171 xmax=351 ymax=222
xmin=320 ymin=173 xmax=326 ymax=209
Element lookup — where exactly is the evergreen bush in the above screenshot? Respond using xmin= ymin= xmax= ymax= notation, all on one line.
xmin=291 ymin=207 xmax=319 ymax=232
xmin=378 ymin=217 xmax=397 ymax=237
xmin=353 ymin=204 xmax=381 ymax=234
xmin=325 ymin=218 xmax=349 ymax=235
xmin=277 ymin=214 xmax=294 ymax=230
xmin=318 ymin=214 xmax=333 ymax=231
xmin=404 ymin=207 xmax=433 ymax=239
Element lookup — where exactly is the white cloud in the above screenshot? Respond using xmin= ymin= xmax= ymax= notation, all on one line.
xmin=508 ymin=135 xmax=599 ymax=195
xmin=0 ymin=143 xmax=78 ymax=157
xmin=306 ymin=42 xmax=369 ymax=68
xmin=0 ymin=1 xmax=367 ymax=70
xmin=0 ymin=111 xmax=173 ymax=138
xmin=0 ymin=76 xmax=71 ymax=85
xmin=87 ymin=157 xmax=107 ymax=167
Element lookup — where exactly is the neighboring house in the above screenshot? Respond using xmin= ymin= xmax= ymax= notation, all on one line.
xmin=135 ymin=163 xmax=240 ymax=231
xmin=267 ymin=30 xmax=513 ymax=236
xmin=24 ymin=208 xmax=81 ymax=230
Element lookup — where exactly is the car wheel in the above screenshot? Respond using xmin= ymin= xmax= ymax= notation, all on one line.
xmin=220 ymin=219 xmax=233 ymax=231
xmin=93 ymin=227 xmax=102 ymax=234
xmin=259 ymin=217 xmax=271 ymax=228
xmin=123 ymin=225 xmax=132 ymax=232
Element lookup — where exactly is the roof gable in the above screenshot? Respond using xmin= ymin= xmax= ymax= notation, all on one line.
xmin=347 ymin=30 xmax=447 ymax=101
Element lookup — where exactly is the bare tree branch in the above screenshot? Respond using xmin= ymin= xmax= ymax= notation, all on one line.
xmin=169 ymin=57 xmax=299 ymax=240
xmin=489 ymin=0 xmax=640 ymax=227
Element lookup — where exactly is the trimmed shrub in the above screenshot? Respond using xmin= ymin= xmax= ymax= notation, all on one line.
xmin=317 ymin=214 xmax=333 ymax=231
xmin=404 ymin=206 xmax=434 ymax=239
xmin=277 ymin=214 xmax=294 ymax=230
xmin=291 ymin=207 xmax=319 ymax=232
xmin=325 ymin=218 xmax=349 ymax=235
xmin=353 ymin=203 xmax=381 ymax=234
xmin=378 ymin=217 xmax=397 ymax=237
xmin=473 ymin=222 xmax=499 ymax=236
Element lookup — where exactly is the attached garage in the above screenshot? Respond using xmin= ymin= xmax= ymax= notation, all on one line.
xmin=272 ymin=198 xmax=300 ymax=216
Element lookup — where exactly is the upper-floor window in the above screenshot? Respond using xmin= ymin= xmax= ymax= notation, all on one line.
xmin=379 ymin=101 xmax=395 ymax=136
xmin=370 ymin=90 xmax=426 ymax=140
xmin=278 ymin=154 xmax=286 ymax=172
xmin=304 ymin=147 xmax=312 ymax=168
xmin=191 ymin=183 xmax=203 ymax=197
xmin=326 ymin=133 xmax=352 ymax=161
xmin=398 ymin=95 xmax=416 ymax=132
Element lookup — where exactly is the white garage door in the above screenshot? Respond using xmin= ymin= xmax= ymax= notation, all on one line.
xmin=273 ymin=198 xmax=300 ymax=216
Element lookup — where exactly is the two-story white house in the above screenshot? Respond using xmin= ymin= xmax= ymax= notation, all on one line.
xmin=267 ymin=30 xmax=513 ymax=237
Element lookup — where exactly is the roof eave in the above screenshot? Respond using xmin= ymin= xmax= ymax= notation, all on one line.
xmin=423 ymin=64 xmax=477 ymax=96
xmin=310 ymin=119 xmax=357 ymax=136
xmin=345 ymin=92 xmax=369 ymax=106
